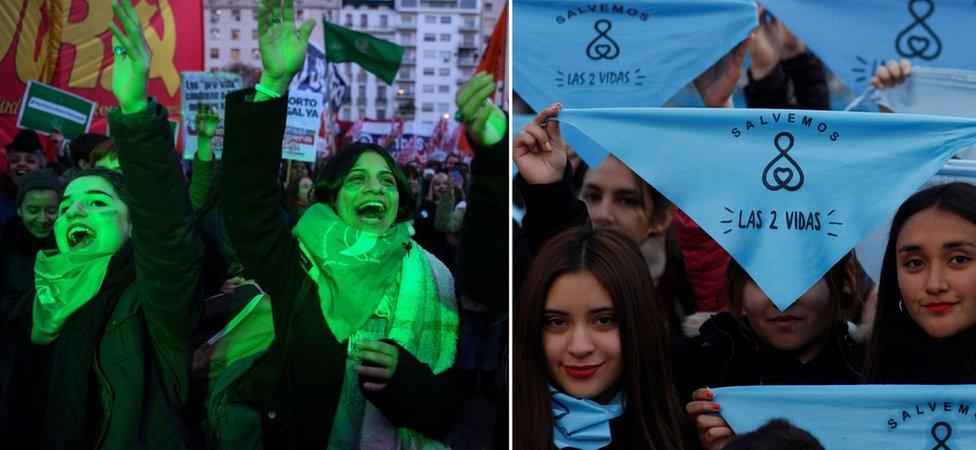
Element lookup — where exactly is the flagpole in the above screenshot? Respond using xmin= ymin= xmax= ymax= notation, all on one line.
xmin=323 ymin=13 xmax=335 ymax=163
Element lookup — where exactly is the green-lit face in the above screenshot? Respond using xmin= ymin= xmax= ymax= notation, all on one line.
xmin=54 ymin=176 xmax=131 ymax=253
xmin=336 ymin=151 xmax=399 ymax=234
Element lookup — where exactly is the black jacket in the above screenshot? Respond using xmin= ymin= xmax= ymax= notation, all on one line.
xmin=217 ymin=88 xmax=464 ymax=448
xmin=672 ymin=312 xmax=863 ymax=400
xmin=0 ymin=219 xmax=54 ymax=324
xmin=0 ymin=101 xmax=203 ymax=449
xmin=869 ymin=309 xmax=976 ymax=384
xmin=744 ymin=51 xmax=831 ymax=111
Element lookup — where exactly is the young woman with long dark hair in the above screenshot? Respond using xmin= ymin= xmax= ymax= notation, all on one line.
xmin=515 ymin=227 xmax=694 ymax=450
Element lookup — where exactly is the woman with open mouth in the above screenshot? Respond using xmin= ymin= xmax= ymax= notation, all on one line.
xmin=0 ymin=1 xmax=203 ymax=448
xmin=863 ymin=182 xmax=976 ymax=385
xmin=514 ymin=227 xmax=696 ymax=450
xmin=207 ymin=0 xmax=502 ymax=447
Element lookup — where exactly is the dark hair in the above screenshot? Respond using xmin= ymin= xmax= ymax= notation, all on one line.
xmin=724 ymin=419 xmax=825 ymax=450
xmin=514 ymin=227 xmax=690 ymax=450
xmin=864 ymin=182 xmax=976 ymax=382
xmin=89 ymin=139 xmax=117 ymax=164
xmin=725 ymin=254 xmax=858 ymax=333
xmin=313 ymin=142 xmax=416 ymax=223
xmin=5 ymin=129 xmax=42 ymax=154
xmin=62 ymin=166 xmax=129 ymax=206
xmin=68 ymin=133 xmax=110 ymax=165
xmin=580 ymin=155 xmax=672 ymax=235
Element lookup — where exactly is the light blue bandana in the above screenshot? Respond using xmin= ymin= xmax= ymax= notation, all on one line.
xmin=847 ymin=66 xmax=976 ymax=118
xmin=715 ymin=384 xmax=976 ymax=450
xmin=514 ymin=0 xmax=756 ymax=112
xmin=761 ymin=0 xmax=976 ymax=93
xmin=556 ymin=107 xmax=976 ymax=311
xmin=550 ymin=386 xmax=624 ymax=450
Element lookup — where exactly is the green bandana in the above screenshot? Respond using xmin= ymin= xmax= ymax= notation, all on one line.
xmin=32 ymin=249 xmax=114 ymax=344
xmin=292 ymin=203 xmax=413 ymax=342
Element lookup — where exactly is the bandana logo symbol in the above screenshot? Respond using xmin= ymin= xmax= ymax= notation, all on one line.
xmin=896 ymin=0 xmax=942 ymax=60
xmin=586 ymin=20 xmax=620 ymax=60
xmin=931 ymin=421 xmax=952 ymax=450
xmin=762 ymin=132 xmax=805 ymax=192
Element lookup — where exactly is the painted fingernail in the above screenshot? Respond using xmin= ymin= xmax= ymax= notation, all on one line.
xmin=712 ymin=403 xmax=720 ymax=411
xmin=707 ymin=391 xmax=715 ymax=400
xmin=546 ymin=142 xmax=552 ymax=151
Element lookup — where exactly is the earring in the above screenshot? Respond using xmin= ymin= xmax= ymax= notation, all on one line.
xmin=898 ymin=299 xmax=906 ymax=314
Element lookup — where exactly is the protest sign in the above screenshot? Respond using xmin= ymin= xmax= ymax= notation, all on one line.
xmin=716 ymin=384 xmax=976 ymax=450
xmin=556 ymin=107 xmax=976 ymax=311
xmin=513 ymin=0 xmax=756 ymax=111
xmin=180 ymin=72 xmax=243 ymax=159
xmin=16 ymin=80 xmax=95 ymax=139
xmin=282 ymin=89 xmax=322 ymax=163
xmin=763 ymin=0 xmax=976 ymax=94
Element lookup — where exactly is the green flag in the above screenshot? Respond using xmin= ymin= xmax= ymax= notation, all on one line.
xmin=323 ymin=21 xmax=404 ymax=85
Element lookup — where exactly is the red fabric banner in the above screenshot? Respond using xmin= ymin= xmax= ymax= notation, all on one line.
xmin=0 ymin=0 xmax=202 ymax=170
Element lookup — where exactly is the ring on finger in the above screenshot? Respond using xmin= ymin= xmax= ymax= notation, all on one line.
xmin=113 ymin=45 xmax=127 ymax=56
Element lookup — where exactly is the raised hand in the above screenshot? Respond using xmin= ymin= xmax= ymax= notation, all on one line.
xmin=108 ymin=0 xmax=151 ymax=113
xmin=195 ymin=104 xmax=220 ymax=138
xmin=513 ymin=103 xmax=568 ymax=185
xmin=870 ymin=59 xmax=912 ymax=90
xmin=455 ymin=72 xmax=506 ymax=147
xmin=256 ymin=0 xmax=316 ymax=96
xmin=749 ymin=6 xmax=784 ymax=80
xmin=694 ymin=34 xmax=754 ymax=108
xmin=686 ymin=387 xmax=734 ymax=450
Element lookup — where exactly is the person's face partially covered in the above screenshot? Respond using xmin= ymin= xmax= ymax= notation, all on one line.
xmin=580 ymin=156 xmax=666 ymax=246
xmin=336 ymin=151 xmax=399 ymax=234
xmin=17 ymin=189 xmax=59 ymax=238
xmin=8 ymin=151 xmax=42 ymax=185
xmin=54 ymin=176 xmax=131 ymax=254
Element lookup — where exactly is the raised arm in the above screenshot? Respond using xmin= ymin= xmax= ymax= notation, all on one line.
xmin=218 ymin=0 xmax=315 ymax=323
xmin=107 ymin=0 xmax=202 ymax=388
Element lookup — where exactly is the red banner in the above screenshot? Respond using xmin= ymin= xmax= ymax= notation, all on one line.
xmin=0 ymin=0 xmax=202 ymax=169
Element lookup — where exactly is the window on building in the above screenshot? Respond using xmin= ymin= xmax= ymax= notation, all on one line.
xmin=345 ymin=14 xmax=353 ymax=27
xmin=423 ymin=33 xmax=436 ymax=42
xmin=376 ymin=109 xmax=386 ymax=120
xmin=210 ymin=28 xmax=220 ymax=39
xmin=359 ymin=86 xmax=366 ymax=97
xmin=232 ymin=8 xmax=241 ymax=21
xmin=377 ymin=86 xmax=386 ymax=98
xmin=360 ymin=14 xmax=367 ymax=28
xmin=343 ymin=110 xmax=351 ymax=121
xmin=440 ymin=16 xmax=451 ymax=24
xmin=358 ymin=107 xmax=365 ymax=118
xmin=253 ymin=29 xmax=259 ymax=39
xmin=210 ymin=48 xmax=219 ymax=59
xmin=464 ymin=18 xmax=475 ymax=28
xmin=231 ymin=29 xmax=240 ymax=40
xmin=485 ymin=2 xmax=493 ymax=11
xmin=438 ymin=85 xmax=450 ymax=93
xmin=423 ymin=68 xmax=435 ymax=76
xmin=439 ymin=50 xmax=451 ymax=60
xmin=423 ymin=50 xmax=435 ymax=58
xmin=230 ymin=48 xmax=240 ymax=60
xmin=210 ymin=9 xmax=219 ymax=23
xmin=422 ymin=85 xmax=435 ymax=93
xmin=252 ymin=48 xmax=260 ymax=59
xmin=297 ymin=10 xmax=304 ymax=21
xmin=424 ymin=15 xmax=436 ymax=24
xmin=437 ymin=103 xmax=449 ymax=112
xmin=380 ymin=15 xmax=388 ymax=28
xmin=253 ymin=9 xmax=259 ymax=20
xmin=439 ymin=33 xmax=451 ymax=42
xmin=421 ymin=102 xmax=434 ymax=112
xmin=438 ymin=67 xmax=450 ymax=76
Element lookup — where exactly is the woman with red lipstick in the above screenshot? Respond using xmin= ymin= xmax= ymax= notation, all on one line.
xmin=514 ymin=227 xmax=695 ymax=450
xmin=864 ymin=182 xmax=976 ymax=384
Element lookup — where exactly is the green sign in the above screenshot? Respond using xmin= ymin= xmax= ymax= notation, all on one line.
xmin=16 ymin=80 xmax=96 ymax=140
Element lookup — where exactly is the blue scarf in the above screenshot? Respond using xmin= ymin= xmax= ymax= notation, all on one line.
xmin=715 ymin=384 xmax=976 ymax=449
xmin=556 ymin=107 xmax=976 ymax=312
xmin=550 ymin=386 xmax=624 ymax=450
xmin=847 ymin=66 xmax=976 ymax=118
xmin=761 ymin=0 xmax=976 ymax=93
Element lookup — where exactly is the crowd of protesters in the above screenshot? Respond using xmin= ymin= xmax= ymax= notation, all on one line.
xmin=513 ymin=5 xmax=976 ymax=450
xmin=0 ymin=0 xmax=506 ymax=449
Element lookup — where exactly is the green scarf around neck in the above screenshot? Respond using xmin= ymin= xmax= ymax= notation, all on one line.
xmin=292 ymin=203 xmax=412 ymax=342
xmin=32 ymin=249 xmax=114 ymax=344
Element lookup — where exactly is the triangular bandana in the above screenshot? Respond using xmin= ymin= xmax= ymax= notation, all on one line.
xmin=513 ymin=0 xmax=756 ymax=112
xmin=847 ymin=66 xmax=976 ymax=119
xmin=761 ymin=0 xmax=976 ymax=94
xmin=556 ymin=107 xmax=976 ymax=311
xmin=714 ymin=384 xmax=976 ymax=450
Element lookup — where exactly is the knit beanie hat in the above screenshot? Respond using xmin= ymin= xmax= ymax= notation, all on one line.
xmin=16 ymin=170 xmax=61 ymax=206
